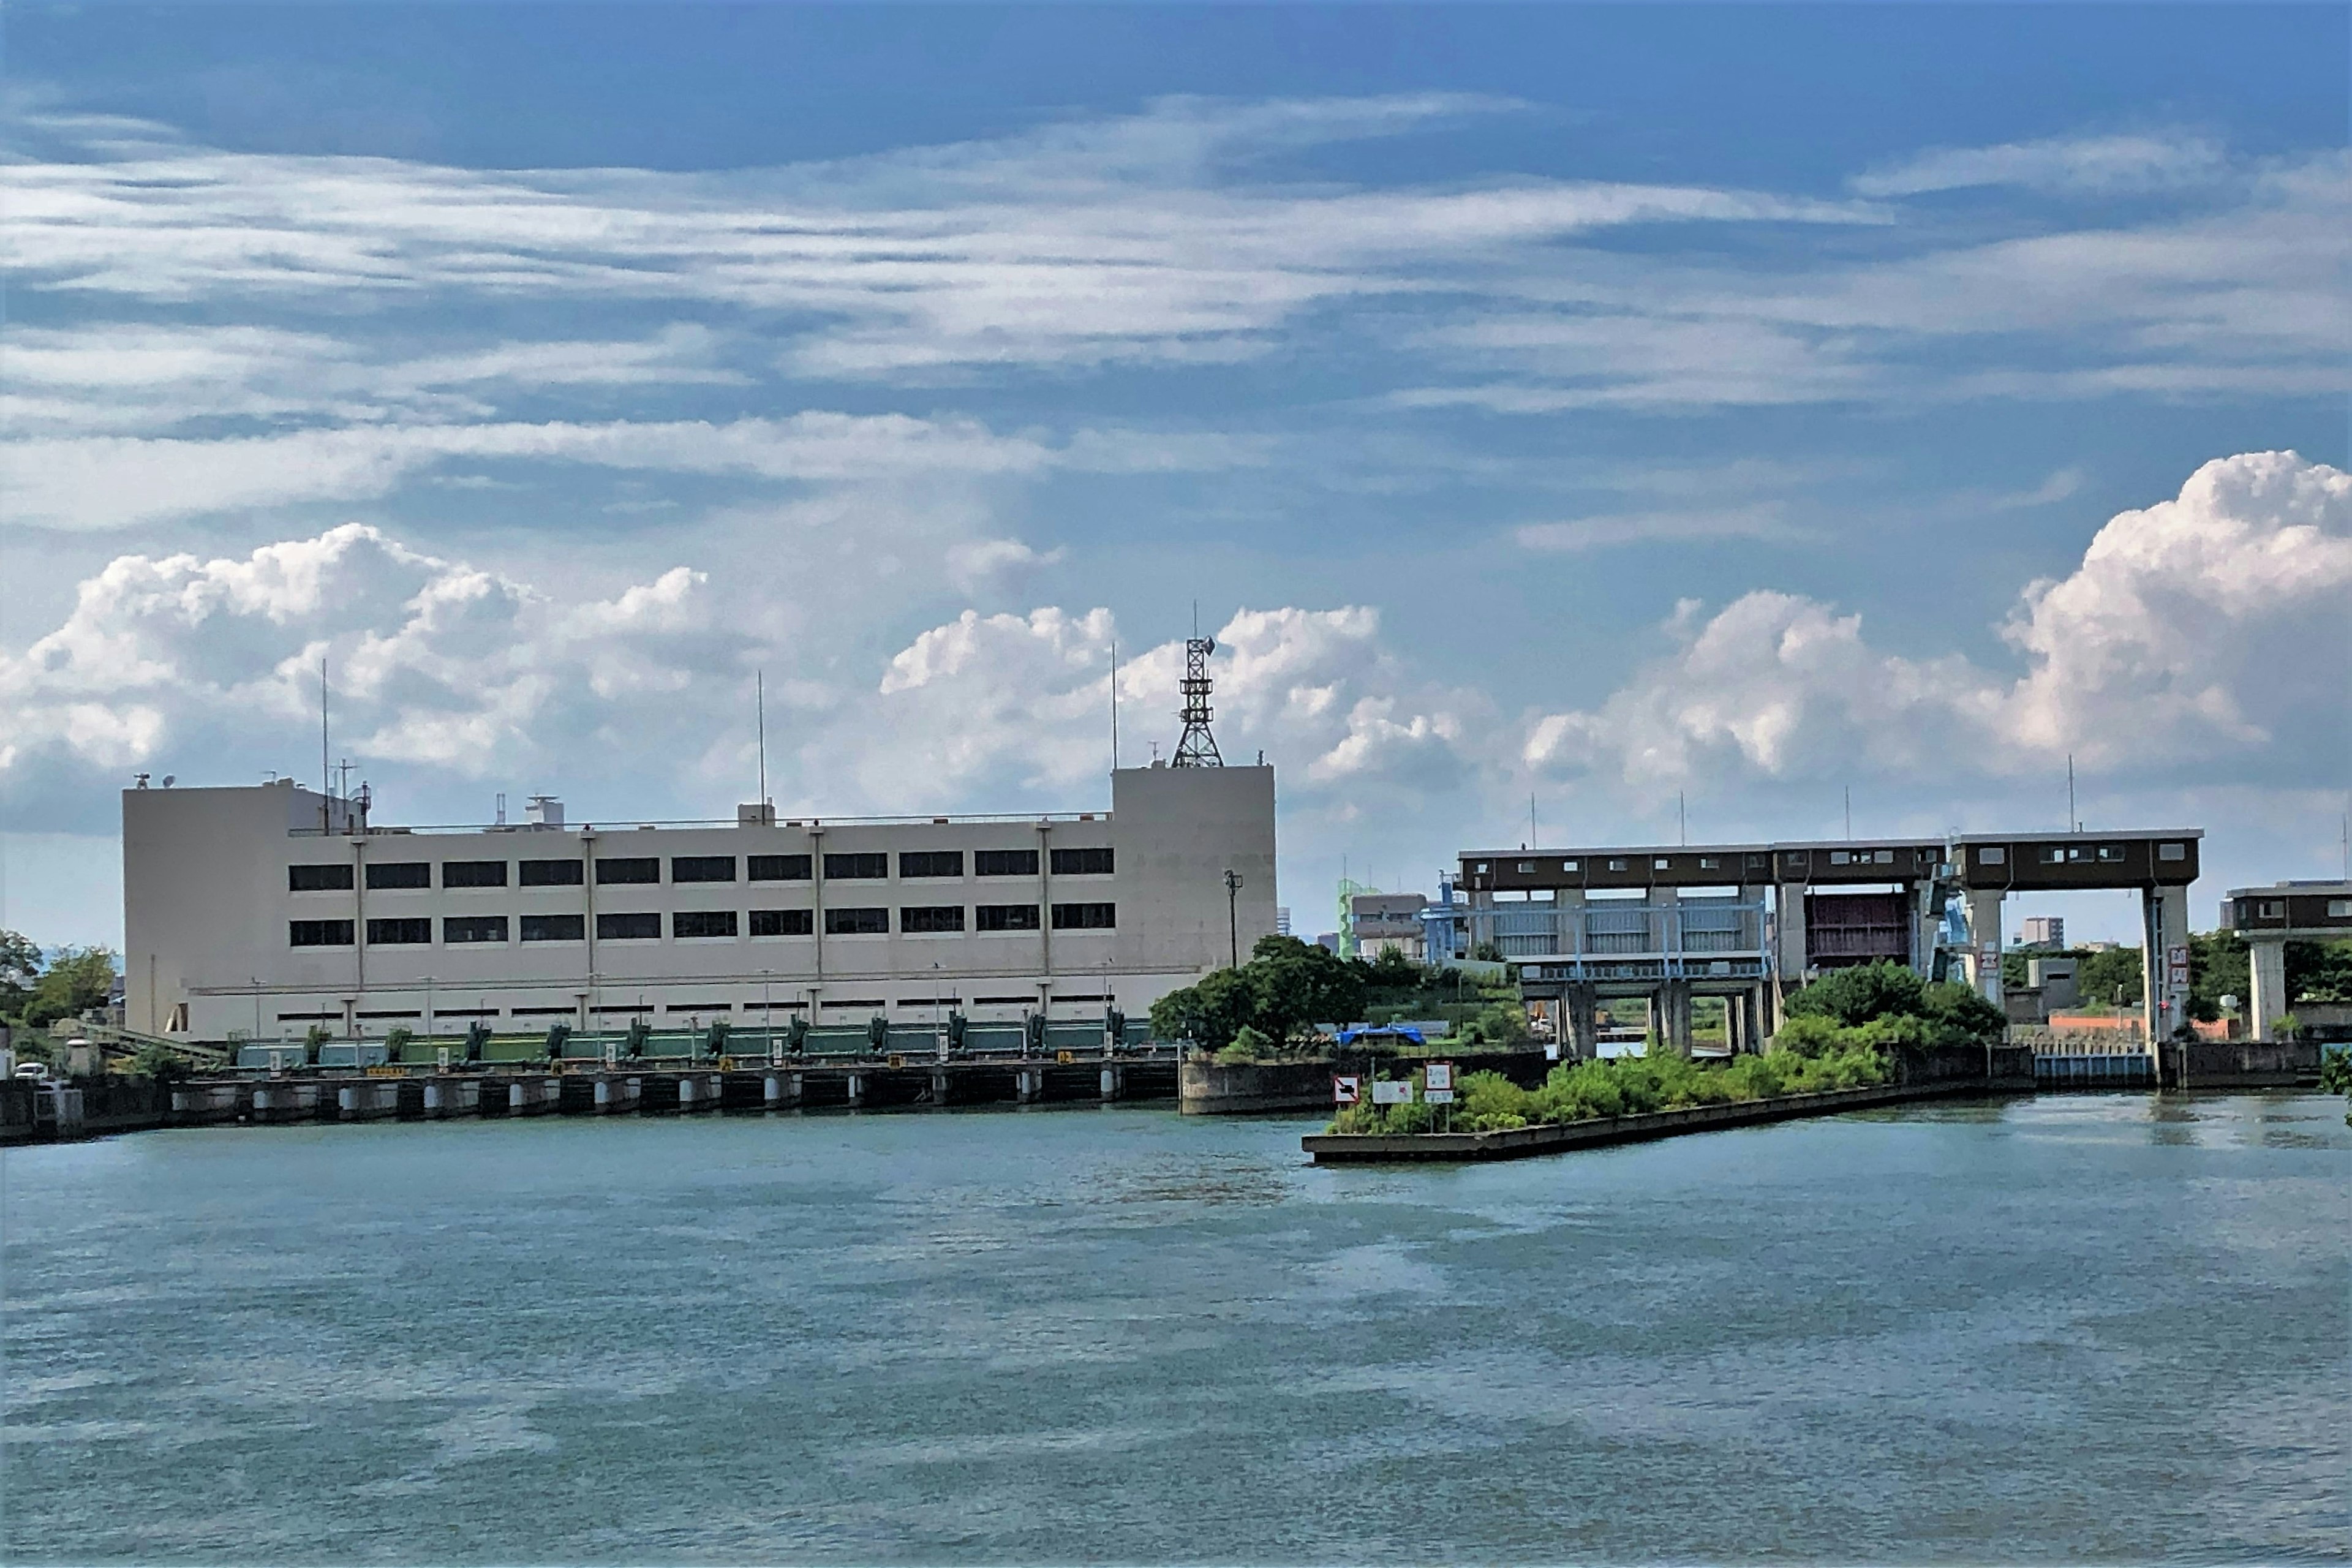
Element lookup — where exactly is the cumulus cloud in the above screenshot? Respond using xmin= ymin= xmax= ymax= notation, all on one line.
xmin=1527 ymin=451 xmax=2352 ymax=792
xmin=0 ymin=525 xmax=737 ymax=822
xmin=844 ymin=603 xmax=1486 ymax=810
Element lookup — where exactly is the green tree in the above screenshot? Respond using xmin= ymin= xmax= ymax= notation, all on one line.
xmin=23 ymin=946 xmax=119 ymax=1030
xmin=0 ymin=929 xmax=41 ymax=1020
xmin=2188 ymin=931 xmax=2250 ymax=1023
xmin=2076 ymin=946 xmax=2143 ymax=1009
xmin=2286 ymin=938 xmax=2352 ymax=1004
xmin=1785 ymin=962 xmax=1927 ymax=1027
xmin=1149 ymin=965 xmax=1254 ymax=1049
xmin=1364 ymin=948 xmax=1420 ymax=990
xmin=1245 ymin=935 xmax=1366 ymax=1046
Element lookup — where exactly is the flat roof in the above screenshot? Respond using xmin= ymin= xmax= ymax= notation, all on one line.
xmin=1948 ymin=827 xmax=2204 ymax=843
xmin=2226 ymin=880 xmax=2352 ymax=898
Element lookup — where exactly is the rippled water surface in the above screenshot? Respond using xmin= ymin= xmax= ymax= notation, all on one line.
xmin=4 ymin=1093 xmax=2346 ymax=1562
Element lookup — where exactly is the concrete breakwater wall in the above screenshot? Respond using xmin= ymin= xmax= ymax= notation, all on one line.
xmin=1303 ymin=1079 xmax=2007 ymax=1164
xmin=4 ymin=1055 xmax=1179 ymax=1142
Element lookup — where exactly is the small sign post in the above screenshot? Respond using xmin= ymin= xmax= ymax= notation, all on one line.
xmin=1371 ymin=1079 xmax=1414 ymax=1106
xmin=1332 ymin=1075 xmax=1361 ymax=1106
xmin=1424 ymin=1060 xmax=1455 ymax=1131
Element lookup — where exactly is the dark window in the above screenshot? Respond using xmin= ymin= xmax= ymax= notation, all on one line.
xmin=365 ymin=917 xmax=432 ymax=945
xmin=975 ymin=848 xmax=1039 ymax=877
xmin=976 ymin=903 xmax=1041 ymax=932
xmin=597 ymin=911 xmax=661 ymax=940
xmin=899 ymin=850 xmax=963 ymax=878
xmin=443 ymin=860 xmax=508 ymax=888
xmin=521 ymin=914 xmax=584 ymax=942
xmin=823 ymin=852 xmax=888 ymax=880
xmin=825 ymin=907 xmax=889 ymax=935
xmin=443 ymin=915 xmax=508 ymax=944
xmin=1051 ymin=902 xmax=1116 ymax=930
xmin=2039 ymin=845 xmax=2066 ymax=864
xmin=750 ymin=908 xmax=813 ymax=937
xmin=288 ymin=864 xmax=353 ymax=892
xmin=900 ymin=905 xmax=965 ymax=933
xmin=519 ymin=858 xmax=584 ymax=886
xmin=289 ymin=919 xmax=354 ymax=947
xmin=1050 ymin=846 xmax=1114 ymax=876
xmin=748 ymin=854 xmax=812 ymax=881
xmin=672 ymin=855 xmax=736 ymax=883
xmin=364 ymin=862 xmax=429 ymax=891
xmin=674 ymin=910 xmax=739 ymax=939
xmin=2096 ymin=845 xmax=2127 ymax=862
xmin=596 ymin=856 xmax=659 ymax=885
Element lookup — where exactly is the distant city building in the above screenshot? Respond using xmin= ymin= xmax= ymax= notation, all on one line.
xmin=1314 ymin=933 xmax=1340 ymax=953
xmin=2018 ymin=915 xmax=2066 ymax=949
xmin=1275 ymin=906 xmax=1292 ymax=937
xmin=1348 ymin=891 xmax=1428 ymax=961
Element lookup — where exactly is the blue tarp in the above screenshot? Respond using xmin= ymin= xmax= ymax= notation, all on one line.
xmin=1335 ymin=1025 xmax=1425 ymax=1046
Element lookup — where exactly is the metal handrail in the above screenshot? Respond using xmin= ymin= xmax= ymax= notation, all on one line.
xmin=289 ymin=809 xmax=1111 ymax=837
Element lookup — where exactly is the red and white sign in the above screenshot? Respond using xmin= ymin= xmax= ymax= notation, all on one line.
xmin=2168 ymin=945 xmax=2190 ymax=968
xmin=2169 ymin=965 xmax=2190 ymax=989
xmin=1371 ymin=1079 xmax=1414 ymax=1106
xmin=1332 ymin=1075 xmax=1360 ymax=1106
xmin=1424 ymin=1062 xmax=1453 ymax=1092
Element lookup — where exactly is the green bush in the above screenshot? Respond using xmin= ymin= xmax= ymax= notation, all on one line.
xmin=1212 ymin=1024 xmax=1275 ymax=1065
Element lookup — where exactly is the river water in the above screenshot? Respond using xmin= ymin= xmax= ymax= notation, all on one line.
xmin=2 ymin=1093 xmax=2345 ymax=1562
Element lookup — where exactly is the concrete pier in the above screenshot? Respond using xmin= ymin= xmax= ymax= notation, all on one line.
xmin=336 ymin=1081 xmax=400 ymax=1121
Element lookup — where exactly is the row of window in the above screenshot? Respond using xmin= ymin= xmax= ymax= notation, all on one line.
xmin=1975 ymin=843 xmax=2187 ymax=867
xmin=290 ymin=902 xmax=1118 ymax=948
xmin=290 ymin=846 xmax=1114 ymax=894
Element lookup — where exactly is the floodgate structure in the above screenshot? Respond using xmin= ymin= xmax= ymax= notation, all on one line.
xmin=1436 ymin=829 xmax=2207 ymax=1066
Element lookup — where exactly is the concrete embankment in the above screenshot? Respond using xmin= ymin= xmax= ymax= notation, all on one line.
xmin=1180 ymin=1049 xmax=1552 ymax=1115
xmin=1303 ymin=1079 xmax=2011 ymax=1164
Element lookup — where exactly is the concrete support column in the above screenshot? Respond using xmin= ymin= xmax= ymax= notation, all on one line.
xmin=846 ymin=1072 xmax=865 ymax=1106
xmin=1774 ymin=886 xmax=1809 ymax=986
xmin=2248 ymin=937 xmax=2288 ymax=1043
xmin=1964 ymin=891 xmax=2004 ymax=1007
xmin=1017 ymin=1068 xmax=1039 ymax=1104
xmin=1563 ymin=982 xmax=1599 ymax=1061
xmin=931 ymin=1070 xmax=951 ymax=1107
xmin=1099 ymin=1065 xmax=1122 ymax=1102
xmin=2142 ymin=884 xmax=2192 ymax=1050
xmin=763 ymin=1074 xmax=783 ymax=1108
xmin=1656 ymin=979 xmax=1693 ymax=1057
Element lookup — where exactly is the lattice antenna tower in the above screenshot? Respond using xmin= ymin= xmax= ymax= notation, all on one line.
xmin=1171 ymin=635 xmax=1223 ymax=767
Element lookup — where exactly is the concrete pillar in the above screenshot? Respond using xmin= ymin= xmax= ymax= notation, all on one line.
xmin=2248 ymin=937 xmax=2288 ymax=1043
xmin=930 ymin=1070 xmax=951 ymax=1107
xmin=846 ymin=1072 xmax=865 ymax=1106
xmin=1964 ymin=891 xmax=2004 ymax=1008
xmin=2141 ymin=884 xmax=2192 ymax=1050
xmin=509 ymin=1082 xmax=528 ymax=1112
xmin=1099 ymin=1065 xmax=1121 ymax=1101
xmin=1017 ymin=1068 xmax=1039 ymax=1104
xmin=1774 ymin=885 xmax=1809 ymax=985
xmin=763 ymin=1074 xmax=783 ymax=1107
xmin=596 ymin=1077 xmax=614 ymax=1109
xmin=1656 ymin=979 xmax=1693 ymax=1057
xmin=677 ymin=1076 xmax=699 ymax=1109
xmin=1563 ymin=981 xmax=1599 ymax=1061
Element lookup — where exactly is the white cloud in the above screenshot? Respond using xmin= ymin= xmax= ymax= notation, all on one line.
xmin=1515 ymin=504 xmax=1814 ymax=553
xmin=0 ymin=413 xmax=1061 ymax=530
xmin=1526 ymin=451 xmax=2352 ymax=792
xmin=1851 ymin=133 xmax=2230 ymax=197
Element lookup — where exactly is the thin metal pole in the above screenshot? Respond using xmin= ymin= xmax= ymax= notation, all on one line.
xmin=757 ymin=671 xmax=767 ymax=806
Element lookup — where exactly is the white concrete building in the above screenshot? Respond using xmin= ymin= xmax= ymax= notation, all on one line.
xmin=124 ymin=766 xmax=1277 ymax=1042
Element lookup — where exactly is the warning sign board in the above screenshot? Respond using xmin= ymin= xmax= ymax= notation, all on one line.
xmin=1371 ymin=1079 xmax=1414 ymax=1106
xmin=1424 ymin=1062 xmax=1453 ymax=1092
xmin=1332 ymin=1075 xmax=1361 ymax=1106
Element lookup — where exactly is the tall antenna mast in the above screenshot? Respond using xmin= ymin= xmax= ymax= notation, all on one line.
xmin=1171 ymin=632 xmax=1223 ymax=767
xmin=320 ymin=657 xmax=331 ymax=834
xmin=1110 ymin=639 xmax=1120 ymax=772
xmin=2067 ymin=753 xmax=2077 ymax=831
xmin=756 ymin=670 xmax=768 ymax=805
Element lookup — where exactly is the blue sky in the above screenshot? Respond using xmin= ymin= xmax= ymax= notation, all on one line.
xmin=1 ymin=2 xmax=2347 ymax=949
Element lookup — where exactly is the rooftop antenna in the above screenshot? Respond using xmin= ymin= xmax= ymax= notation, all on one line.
xmin=1172 ymin=622 xmax=1223 ymax=767
xmin=2067 ymin=753 xmax=2078 ymax=831
xmin=1529 ymin=791 xmax=1537 ymax=848
xmin=1844 ymin=785 xmax=1852 ymax=840
xmin=1679 ymin=790 xmax=1687 ymax=847
xmin=1110 ymin=639 xmax=1119 ymax=772
xmin=756 ymin=670 xmax=768 ymax=807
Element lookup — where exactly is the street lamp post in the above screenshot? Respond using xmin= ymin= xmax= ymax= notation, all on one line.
xmin=1224 ymin=869 xmax=1243 ymax=970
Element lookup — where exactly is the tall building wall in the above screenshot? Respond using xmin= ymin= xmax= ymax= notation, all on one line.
xmin=124 ymin=764 xmax=1278 ymax=1041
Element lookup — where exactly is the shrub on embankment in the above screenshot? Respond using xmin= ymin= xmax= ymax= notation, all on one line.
xmin=1326 ymin=960 xmax=2003 ymax=1135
